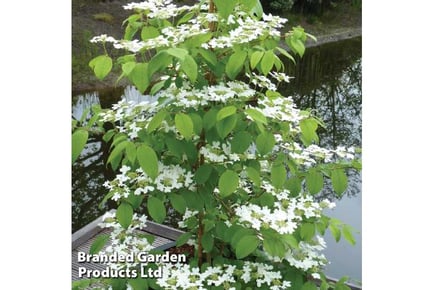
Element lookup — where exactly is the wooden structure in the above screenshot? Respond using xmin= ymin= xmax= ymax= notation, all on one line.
xmin=72 ymin=210 xmax=183 ymax=281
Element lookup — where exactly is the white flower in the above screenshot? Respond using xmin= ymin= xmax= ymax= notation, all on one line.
xmin=90 ymin=34 xmax=117 ymax=43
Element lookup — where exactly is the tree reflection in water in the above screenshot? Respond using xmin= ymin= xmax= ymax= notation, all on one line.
xmin=281 ymin=37 xmax=362 ymax=201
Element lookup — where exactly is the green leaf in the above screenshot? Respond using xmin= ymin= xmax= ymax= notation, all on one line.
xmin=300 ymin=118 xmax=319 ymax=145
xmin=256 ymin=131 xmax=276 ymax=155
xmin=335 ymin=284 xmax=352 ymax=290
xmin=216 ymin=114 xmax=237 ymax=139
xmin=169 ymin=194 xmax=187 ymax=214
xmin=250 ymin=51 xmax=264 ymax=69
xmin=201 ymin=231 xmax=214 ymax=253
xmin=72 ymin=279 xmax=92 ymax=290
xmin=226 ymin=50 xmax=247 ymax=80
xmin=260 ymin=50 xmax=275 ymax=75
xmin=197 ymin=48 xmax=217 ymax=66
xmin=214 ymin=0 xmax=237 ymax=19
xmin=137 ymin=145 xmax=159 ymax=179
xmin=127 ymin=194 xmax=144 ymax=210
xmin=282 ymin=234 xmax=299 ymax=249
xmin=263 ymin=234 xmax=286 ymax=258
xmin=203 ymin=108 xmax=218 ymax=131
xmin=271 ymin=164 xmax=286 ymax=189
xmin=230 ymin=131 xmax=252 ymax=154
xmin=89 ymin=55 xmax=112 ymax=80
xmin=128 ymin=277 xmax=149 ymax=290
xmin=147 ymin=196 xmax=166 ymax=224
xmin=125 ymin=142 xmax=136 ymax=164
xmin=194 ymin=164 xmax=213 ymax=184
xmin=176 ymin=232 xmax=192 ymax=247
xmin=89 ymin=234 xmax=109 ymax=254
xmin=245 ymin=108 xmax=267 ymax=125
xmin=259 ymin=192 xmax=274 ymax=208
xmin=239 ymin=0 xmax=263 ymax=18
xmin=184 ymin=33 xmax=213 ymax=49
xmin=103 ymin=129 xmax=115 ymax=143
xmin=147 ymin=110 xmax=167 ymax=133
xmin=342 ymin=224 xmax=356 ymax=245
xmin=167 ymin=47 xmax=189 ymax=60
xmin=190 ymin=113 xmax=203 ymax=135
xmin=175 ymin=113 xmax=194 ymax=140
xmin=117 ymin=54 xmax=136 ymax=64
xmin=329 ymin=222 xmax=341 ymax=242
xmin=177 ymin=10 xmax=195 ymax=25
xmin=150 ymin=80 xmax=166 ymax=95
xmin=107 ymin=140 xmax=128 ymax=171
xmin=218 ymin=170 xmax=239 ymax=197
xmin=246 ymin=166 xmax=261 ymax=187
xmin=275 ymin=47 xmax=295 ymax=64
xmin=72 ymin=129 xmax=88 ymax=163
xmin=236 ymin=235 xmax=259 ymax=259
xmin=306 ymin=169 xmax=324 ymax=195
xmin=286 ymin=176 xmax=302 ymax=196
xmin=301 ymin=281 xmax=318 ymax=290
xmin=129 ymin=62 xmax=150 ymax=93
xmin=180 ymin=55 xmax=198 ymax=83
xmin=124 ymin=23 xmax=139 ymax=40
xmin=231 ymin=227 xmax=256 ymax=249
xmin=117 ymin=202 xmax=134 ymax=229
xmin=217 ymin=106 xmax=237 ymax=121
xmin=183 ymin=190 xmax=204 ymax=211
xmin=288 ymin=37 xmax=306 ymax=57
xmin=300 ymin=223 xmax=315 ymax=241
xmin=109 ymin=278 xmax=127 ymax=290
xmin=141 ymin=26 xmax=159 ymax=40
xmin=215 ymin=221 xmax=229 ymax=239
xmin=331 ymin=169 xmax=348 ymax=196
xmin=203 ymin=219 xmax=215 ymax=232
xmin=148 ymin=51 xmax=172 ymax=77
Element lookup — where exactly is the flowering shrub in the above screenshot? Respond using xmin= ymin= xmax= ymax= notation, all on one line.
xmin=72 ymin=0 xmax=361 ymax=289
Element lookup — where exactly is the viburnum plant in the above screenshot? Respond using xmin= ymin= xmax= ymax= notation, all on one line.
xmin=72 ymin=0 xmax=361 ymax=289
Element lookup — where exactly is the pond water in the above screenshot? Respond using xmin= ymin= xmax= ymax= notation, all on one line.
xmin=72 ymin=37 xmax=362 ymax=284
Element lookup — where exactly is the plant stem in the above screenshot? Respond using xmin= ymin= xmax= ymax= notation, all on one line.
xmin=208 ymin=0 xmax=216 ymax=32
xmin=197 ymin=211 xmax=204 ymax=267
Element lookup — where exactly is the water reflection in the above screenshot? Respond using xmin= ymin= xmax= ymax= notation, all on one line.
xmin=72 ymin=37 xmax=362 ymax=282
xmin=280 ymin=37 xmax=362 ymax=282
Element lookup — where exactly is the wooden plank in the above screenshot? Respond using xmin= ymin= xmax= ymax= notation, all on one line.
xmin=143 ymin=220 xmax=184 ymax=240
xmin=72 ymin=214 xmax=106 ymax=250
xmin=72 ymin=211 xmax=176 ymax=281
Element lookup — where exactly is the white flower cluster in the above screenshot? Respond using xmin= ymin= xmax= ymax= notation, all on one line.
xmin=248 ymin=72 xmax=278 ymax=91
xmin=202 ymin=14 xmax=287 ymax=49
xmin=103 ymin=164 xmax=195 ymax=201
xmin=99 ymin=98 xmax=159 ymax=123
xmin=266 ymin=235 xmax=328 ymax=272
xmin=123 ymin=0 xmax=196 ymax=19
xmin=235 ymin=182 xmax=335 ymax=234
xmin=98 ymin=211 xmax=153 ymax=271
xmin=156 ymin=262 xmax=291 ymax=290
xmin=199 ymin=141 xmax=244 ymax=164
xmin=177 ymin=208 xmax=198 ymax=229
xmin=280 ymin=142 xmax=356 ymax=167
xmin=99 ymin=98 xmax=162 ymax=140
xmin=98 ymin=81 xmax=257 ymax=141
xmin=285 ymin=235 xmax=328 ymax=271
xmin=157 ymin=81 xmax=256 ymax=109
xmin=91 ymin=2 xmax=288 ymax=54
xmin=247 ymin=71 xmax=291 ymax=92
xmin=89 ymin=34 xmax=117 ymax=43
